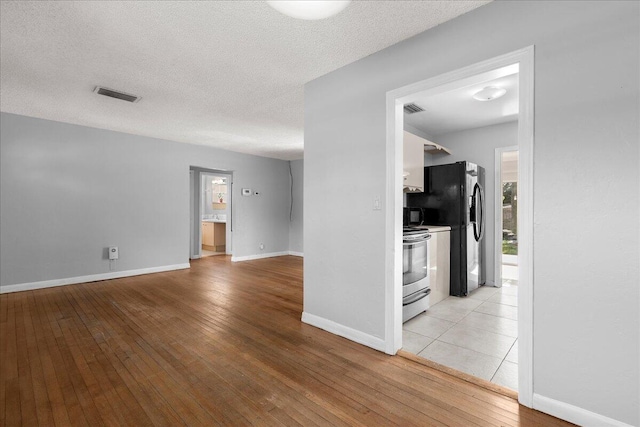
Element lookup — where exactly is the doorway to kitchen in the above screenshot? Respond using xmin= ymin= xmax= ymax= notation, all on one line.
xmin=189 ymin=167 xmax=233 ymax=260
xmin=385 ymin=47 xmax=534 ymax=405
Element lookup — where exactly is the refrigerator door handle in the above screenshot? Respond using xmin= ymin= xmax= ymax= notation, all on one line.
xmin=473 ymin=183 xmax=485 ymax=241
xmin=478 ymin=183 xmax=485 ymax=240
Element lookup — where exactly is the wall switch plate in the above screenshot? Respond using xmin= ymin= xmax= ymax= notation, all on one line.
xmin=108 ymin=246 xmax=119 ymax=260
xmin=373 ymin=196 xmax=381 ymax=210
xmin=242 ymin=188 xmax=251 ymax=196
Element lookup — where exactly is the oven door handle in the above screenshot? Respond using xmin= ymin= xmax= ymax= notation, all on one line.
xmin=403 ymin=233 xmax=431 ymax=245
xmin=402 ymin=288 xmax=431 ymax=306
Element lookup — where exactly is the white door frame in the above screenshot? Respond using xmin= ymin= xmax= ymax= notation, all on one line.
xmin=494 ymin=145 xmax=519 ymax=288
xmin=385 ymin=46 xmax=534 ymax=407
xmin=189 ymin=167 xmax=234 ymax=259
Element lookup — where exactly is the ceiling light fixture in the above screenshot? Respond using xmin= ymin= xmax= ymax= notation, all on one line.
xmin=266 ymin=1 xmax=351 ymax=20
xmin=472 ymin=86 xmax=507 ymax=102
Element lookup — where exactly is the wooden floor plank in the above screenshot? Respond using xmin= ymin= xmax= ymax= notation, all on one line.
xmin=0 ymin=255 xmax=574 ymax=426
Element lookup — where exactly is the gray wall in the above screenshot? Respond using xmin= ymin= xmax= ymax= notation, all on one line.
xmin=426 ymin=121 xmax=518 ymax=286
xmin=304 ymin=1 xmax=638 ymax=425
xmin=0 ymin=112 xmax=291 ymax=286
xmin=289 ymin=159 xmax=303 ymax=254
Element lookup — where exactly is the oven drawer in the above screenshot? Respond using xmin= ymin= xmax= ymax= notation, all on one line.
xmin=402 ymin=288 xmax=431 ymax=323
xmin=403 ymin=276 xmax=429 ymax=298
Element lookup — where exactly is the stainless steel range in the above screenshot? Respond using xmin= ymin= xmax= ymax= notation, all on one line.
xmin=403 ymin=228 xmax=431 ymax=322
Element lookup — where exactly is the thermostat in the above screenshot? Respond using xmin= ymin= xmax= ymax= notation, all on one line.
xmin=242 ymin=188 xmax=252 ymax=196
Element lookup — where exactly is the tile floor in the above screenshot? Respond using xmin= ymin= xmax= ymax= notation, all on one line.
xmin=402 ymin=280 xmax=519 ymax=391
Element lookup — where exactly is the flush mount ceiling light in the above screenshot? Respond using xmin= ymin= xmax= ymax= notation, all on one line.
xmin=472 ymin=86 xmax=507 ymax=102
xmin=266 ymin=1 xmax=351 ymax=20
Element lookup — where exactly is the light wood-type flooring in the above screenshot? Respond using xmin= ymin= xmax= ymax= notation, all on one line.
xmin=0 ymin=255 xmax=572 ymax=426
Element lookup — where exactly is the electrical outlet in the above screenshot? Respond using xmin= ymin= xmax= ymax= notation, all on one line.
xmin=259 ymin=243 xmax=265 ymax=250
xmin=108 ymin=246 xmax=119 ymax=260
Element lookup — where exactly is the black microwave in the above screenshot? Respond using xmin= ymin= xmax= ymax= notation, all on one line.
xmin=403 ymin=207 xmax=424 ymax=227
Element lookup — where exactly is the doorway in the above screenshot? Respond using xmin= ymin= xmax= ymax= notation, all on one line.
xmin=189 ymin=167 xmax=233 ymax=260
xmin=385 ymin=47 xmax=534 ymax=406
xmin=201 ymin=174 xmax=229 ymax=257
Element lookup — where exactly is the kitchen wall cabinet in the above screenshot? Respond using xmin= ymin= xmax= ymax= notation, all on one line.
xmin=429 ymin=229 xmax=451 ymax=305
xmin=403 ymin=131 xmax=424 ymax=192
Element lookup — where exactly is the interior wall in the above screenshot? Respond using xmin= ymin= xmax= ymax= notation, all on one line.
xmin=425 ymin=121 xmax=518 ymax=286
xmin=0 ymin=112 xmax=291 ymax=287
xmin=303 ymin=1 xmax=639 ymax=424
xmin=289 ymin=159 xmax=304 ymax=254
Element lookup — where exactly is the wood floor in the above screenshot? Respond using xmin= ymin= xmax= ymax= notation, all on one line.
xmin=0 ymin=255 xmax=572 ymax=426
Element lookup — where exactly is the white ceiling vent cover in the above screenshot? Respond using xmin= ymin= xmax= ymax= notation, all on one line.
xmin=403 ymin=103 xmax=424 ymax=114
xmin=93 ymin=86 xmax=141 ymax=103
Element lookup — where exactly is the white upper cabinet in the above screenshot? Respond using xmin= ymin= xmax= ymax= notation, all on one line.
xmin=403 ymin=131 xmax=425 ymax=192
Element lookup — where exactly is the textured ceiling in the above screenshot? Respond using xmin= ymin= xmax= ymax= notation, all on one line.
xmin=0 ymin=1 xmax=490 ymax=160
xmin=405 ymin=70 xmax=519 ymax=137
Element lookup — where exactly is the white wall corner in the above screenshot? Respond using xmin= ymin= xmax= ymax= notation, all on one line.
xmin=0 ymin=263 xmax=191 ymax=294
xmin=532 ymin=394 xmax=634 ymax=427
xmin=288 ymin=251 xmax=304 ymax=257
xmin=301 ymin=311 xmax=386 ymax=353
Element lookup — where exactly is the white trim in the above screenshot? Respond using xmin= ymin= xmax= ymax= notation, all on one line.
xmin=533 ymin=394 xmax=633 ymax=427
xmin=231 ymin=251 xmax=291 ymax=262
xmin=0 ymin=263 xmax=191 ymax=294
xmin=288 ymin=251 xmax=304 ymax=257
xmin=385 ymin=46 xmax=535 ymax=406
xmin=516 ymin=46 xmax=535 ymax=408
xmin=494 ymin=145 xmax=519 ymax=288
xmin=301 ymin=311 xmax=386 ymax=352
xmin=190 ymin=255 xmax=202 ymax=260
xmin=384 ymin=88 xmax=404 ymax=355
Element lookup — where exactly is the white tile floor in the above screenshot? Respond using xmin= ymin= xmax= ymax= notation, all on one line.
xmin=402 ymin=280 xmax=519 ymax=391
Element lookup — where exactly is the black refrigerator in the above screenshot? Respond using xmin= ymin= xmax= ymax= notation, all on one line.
xmin=407 ymin=161 xmax=486 ymax=296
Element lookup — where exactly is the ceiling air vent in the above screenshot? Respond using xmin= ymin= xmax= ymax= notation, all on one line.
xmin=403 ymin=103 xmax=424 ymax=114
xmin=93 ymin=86 xmax=141 ymax=103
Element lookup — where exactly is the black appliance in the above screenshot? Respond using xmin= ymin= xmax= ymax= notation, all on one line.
xmin=406 ymin=161 xmax=486 ymax=296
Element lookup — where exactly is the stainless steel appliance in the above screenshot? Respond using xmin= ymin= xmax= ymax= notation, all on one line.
xmin=403 ymin=228 xmax=431 ymax=322
xmin=406 ymin=161 xmax=486 ymax=296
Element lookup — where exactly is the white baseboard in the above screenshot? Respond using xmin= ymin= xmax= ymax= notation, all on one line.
xmin=231 ymin=251 xmax=289 ymax=262
xmin=301 ymin=311 xmax=386 ymax=353
xmin=533 ymin=394 xmax=633 ymax=427
xmin=232 ymin=251 xmax=303 ymax=262
xmin=0 ymin=263 xmax=191 ymax=294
